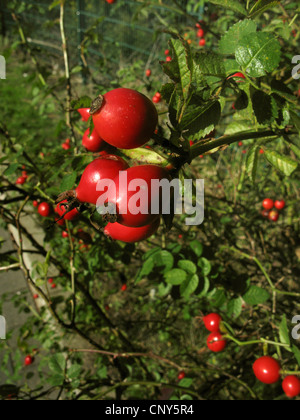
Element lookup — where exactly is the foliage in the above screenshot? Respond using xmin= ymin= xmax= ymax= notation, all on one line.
xmin=0 ymin=0 xmax=299 ymax=401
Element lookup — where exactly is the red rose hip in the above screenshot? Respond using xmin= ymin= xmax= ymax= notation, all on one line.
xmin=282 ymin=376 xmax=300 ymax=398
xmin=206 ymin=332 xmax=226 ymax=353
xmin=91 ymin=88 xmax=158 ymax=150
xmin=203 ymin=313 xmax=222 ymax=332
xmin=38 ymin=202 xmax=51 ymax=217
xmin=262 ymin=198 xmax=274 ymax=210
xmin=104 ymin=218 xmax=160 ymax=243
xmin=253 ymin=356 xmax=281 ymax=384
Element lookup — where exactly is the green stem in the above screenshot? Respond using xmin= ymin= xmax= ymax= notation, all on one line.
xmin=190 ymin=129 xmax=295 ymax=160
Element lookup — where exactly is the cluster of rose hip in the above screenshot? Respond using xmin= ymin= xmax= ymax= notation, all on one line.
xmin=202 ymin=313 xmax=300 ymax=398
xmin=55 ymin=87 xmax=170 ymax=243
xmin=261 ymin=198 xmax=286 ymax=222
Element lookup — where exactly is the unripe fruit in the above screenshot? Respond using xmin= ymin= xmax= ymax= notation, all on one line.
xmin=38 ymin=202 xmax=51 ymax=217
xmin=82 ymin=128 xmax=106 ymax=153
xmin=104 ymin=218 xmax=160 ymax=243
xmin=282 ymin=376 xmax=300 ymax=398
xmin=253 ymin=356 xmax=281 ymax=384
xmin=91 ymin=88 xmax=158 ymax=150
xmin=75 ymin=155 xmax=129 ymax=205
xmin=262 ymin=198 xmax=274 ymax=210
xmin=206 ymin=332 xmax=226 ymax=353
xmin=203 ymin=313 xmax=222 ymax=332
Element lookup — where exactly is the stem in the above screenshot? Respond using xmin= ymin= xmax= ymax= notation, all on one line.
xmin=190 ymin=129 xmax=296 ymax=160
xmin=0 ymin=263 xmax=20 ymax=272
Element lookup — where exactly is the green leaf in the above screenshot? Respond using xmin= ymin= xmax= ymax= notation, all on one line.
xmin=60 ymin=172 xmax=78 ymax=191
xmin=235 ymin=32 xmax=281 ymax=77
xmin=164 ymin=268 xmax=187 ymax=285
xmin=190 ymin=240 xmax=203 ymax=257
xmin=152 ymin=250 xmax=174 ymax=274
xmin=246 ymin=145 xmax=259 ymax=183
xmin=49 ymin=354 xmax=66 ymax=375
xmin=68 ymin=364 xmax=82 ymax=379
xmin=198 ymin=258 xmax=211 ymax=276
xmin=207 ymin=0 xmax=247 ymax=15
xmin=248 ymin=0 xmax=280 ymax=19
xmin=243 ymin=285 xmax=270 ymax=305
xmin=135 ymin=258 xmax=154 ymax=284
xmin=48 ymin=374 xmax=65 ymax=387
xmin=179 ymin=100 xmax=221 ymax=140
xmin=120 ymin=148 xmax=168 ymax=166
xmin=251 ymin=90 xmax=278 ymax=124
xmin=227 ymin=298 xmax=243 ymax=319
xmin=178 ymin=260 xmax=197 ymax=275
xmin=292 ymin=345 xmax=300 ymax=367
xmin=3 ymin=163 xmax=19 ymax=176
xmin=178 ymin=377 xmax=193 ymax=388
xmin=219 ymin=20 xmax=257 ymax=55
xmin=180 ymin=274 xmax=199 ymax=298
xmin=279 ymin=315 xmax=291 ymax=347
xmin=264 ymin=150 xmax=298 ymax=176
xmin=197 ymin=276 xmax=210 ymax=298
xmin=71 ymin=96 xmax=92 ymax=110
xmin=194 ymin=52 xmax=226 ymax=78
xmin=170 ymin=38 xmax=193 ymax=101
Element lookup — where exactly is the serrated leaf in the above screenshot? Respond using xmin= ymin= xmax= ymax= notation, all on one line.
xmin=170 ymin=39 xmax=193 ymax=101
xmin=207 ymin=0 xmax=247 ymax=15
xmin=264 ymin=150 xmax=298 ymax=176
xmin=252 ymin=90 xmax=278 ymax=124
xmin=227 ymin=298 xmax=243 ymax=319
xmin=164 ymin=268 xmax=187 ymax=285
xmin=246 ymin=145 xmax=259 ymax=183
xmin=179 ymin=100 xmax=221 ymax=140
xmin=194 ymin=52 xmax=226 ymax=78
xmin=249 ymin=0 xmax=280 ymax=19
xmin=68 ymin=364 xmax=82 ymax=379
xmin=49 ymin=354 xmax=66 ymax=375
xmin=219 ymin=20 xmax=257 ymax=55
xmin=235 ymin=33 xmax=281 ymax=77
xmin=279 ymin=315 xmax=291 ymax=347
xmin=60 ymin=172 xmax=77 ymax=191
xmin=243 ymin=285 xmax=270 ymax=305
xmin=180 ymin=274 xmax=199 ymax=298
